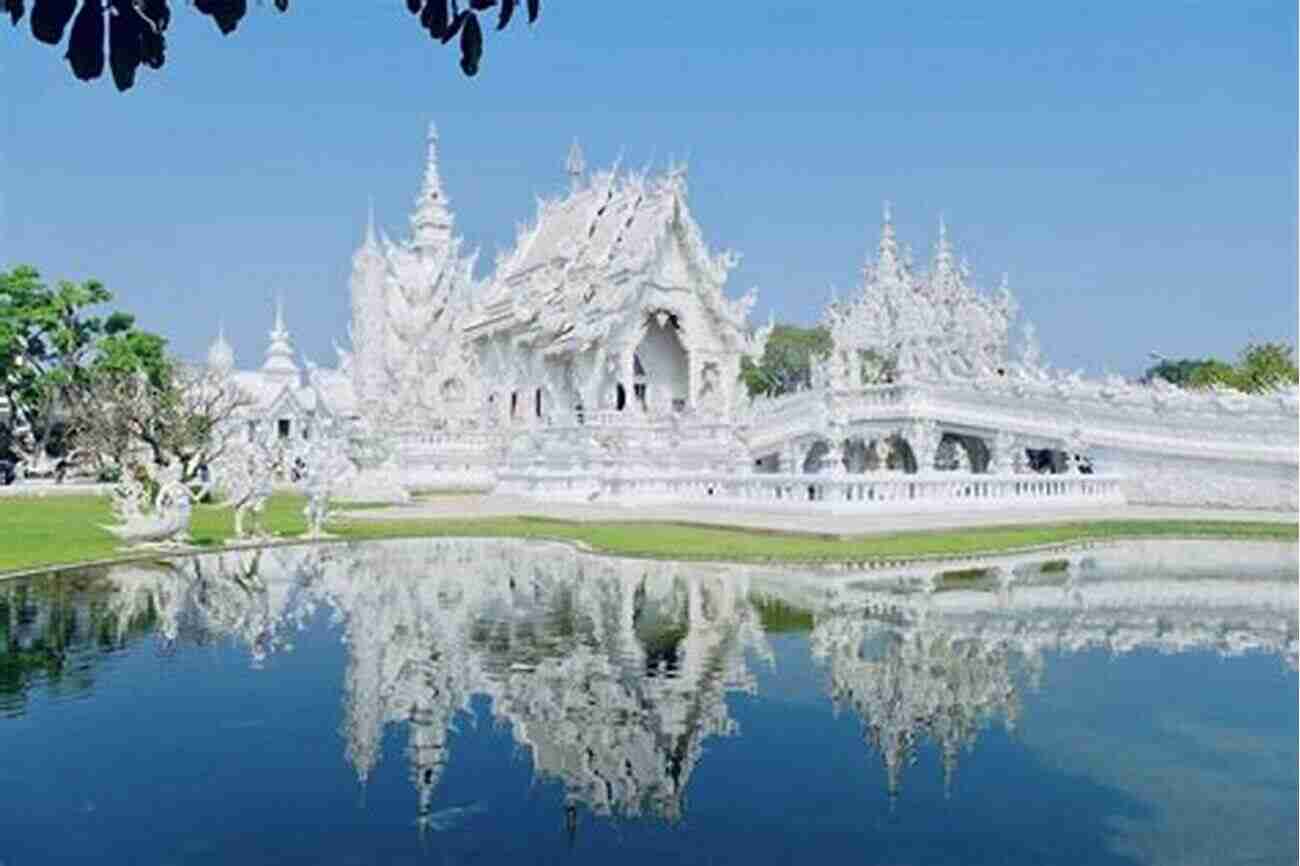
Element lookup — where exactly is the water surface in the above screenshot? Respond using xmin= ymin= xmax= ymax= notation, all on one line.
xmin=1 ymin=538 xmax=1295 ymax=865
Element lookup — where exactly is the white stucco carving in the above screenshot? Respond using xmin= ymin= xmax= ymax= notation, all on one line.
xmin=204 ymin=126 xmax=1296 ymax=513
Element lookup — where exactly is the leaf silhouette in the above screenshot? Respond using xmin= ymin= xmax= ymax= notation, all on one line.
xmin=440 ymin=7 xmax=467 ymax=44
xmin=30 ymin=0 xmax=76 ymax=44
xmin=459 ymin=9 xmax=481 ymax=75
xmin=4 ymin=0 xmax=24 ymax=27
xmin=20 ymin=0 xmax=543 ymax=88
xmin=108 ymin=0 xmax=144 ymax=91
xmin=65 ymin=0 xmax=104 ymax=81
xmin=194 ymin=0 xmax=245 ymax=35
xmin=420 ymin=0 xmax=447 ymax=39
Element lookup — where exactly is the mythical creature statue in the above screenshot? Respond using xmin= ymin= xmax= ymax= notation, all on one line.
xmin=102 ymin=461 xmax=196 ymax=547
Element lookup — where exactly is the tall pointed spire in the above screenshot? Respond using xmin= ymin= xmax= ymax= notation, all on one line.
xmin=411 ymin=121 xmax=454 ymax=251
xmin=565 ymin=138 xmax=585 ymax=190
xmin=875 ymin=200 xmax=903 ymax=285
xmin=263 ymin=295 xmax=298 ymax=380
xmin=929 ymin=212 xmax=958 ymax=300
xmin=364 ymin=197 xmax=378 ymax=249
xmin=207 ymin=319 xmax=235 ymax=372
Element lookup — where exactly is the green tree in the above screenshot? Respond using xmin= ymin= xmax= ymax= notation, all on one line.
xmin=1234 ymin=342 xmax=1299 ymax=392
xmin=1185 ymin=358 xmax=1242 ymax=390
xmin=1142 ymin=343 xmax=1298 ymax=394
xmin=1142 ymin=357 xmax=1221 ymax=387
xmin=740 ymin=324 xmax=832 ymax=397
xmin=0 ymin=264 xmax=166 ymax=474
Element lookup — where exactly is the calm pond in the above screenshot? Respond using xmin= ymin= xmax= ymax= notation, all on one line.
xmin=1 ymin=538 xmax=1296 ymax=865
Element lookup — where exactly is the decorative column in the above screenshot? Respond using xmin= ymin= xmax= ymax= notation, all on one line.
xmin=782 ymin=440 xmax=801 ymax=475
xmin=904 ymin=420 xmax=940 ymax=474
xmin=1063 ymin=427 xmax=1087 ymax=475
xmin=621 ymin=347 xmax=637 ymax=413
xmin=988 ymin=431 xmax=1018 ymax=476
xmin=825 ymin=437 xmax=847 ymax=477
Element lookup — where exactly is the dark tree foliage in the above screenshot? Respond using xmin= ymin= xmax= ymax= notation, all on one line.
xmin=740 ymin=324 xmax=834 ymax=397
xmin=4 ymin=0 xmax=539 ymax=91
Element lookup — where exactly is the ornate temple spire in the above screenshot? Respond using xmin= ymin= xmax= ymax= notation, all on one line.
xmin=411 ymin=122 xmax=454 ymax=251
xmin=262 ymin=296 xmax=299 ymax=379
xmin=872 ymin=201 xmax=904 ymax=286
xmin=565 ymin=138 xmax=586 ymax=190
xmin=364 ymin=197 xmax=378 ymax=250
xmin=929 ymin=212 xmax=958 ymax=300
xmin=207 ymin=320 xmax=235 ymax=373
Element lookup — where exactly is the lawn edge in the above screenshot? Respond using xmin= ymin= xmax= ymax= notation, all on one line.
xmin=1 ymin=515 xmax=1294 ymax=581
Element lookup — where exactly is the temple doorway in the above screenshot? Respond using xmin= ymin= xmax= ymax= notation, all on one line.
xmin=635 ymin=313 xmax=689 ymax=411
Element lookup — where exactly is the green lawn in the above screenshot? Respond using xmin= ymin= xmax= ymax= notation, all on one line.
xmin=0 ymin=493 xmax=1294 ymax=576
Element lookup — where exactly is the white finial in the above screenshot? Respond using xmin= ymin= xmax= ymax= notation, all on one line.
xmin=412 ymin=122 xmax=453 ymax=248
xmin=938 ymin=211 xmax=947 ymax=240
xmin=274 ymin=295 xmax=285 ymax=334
xmin=565 ymin=138 xmax=585 ymax=185
xmin=364 ymin=198 xmax=377 ymax=247
xmin=883 ymin=200 xmax=893 ymax=224
xmin=207 ymin=320 xmax=235 ymax=372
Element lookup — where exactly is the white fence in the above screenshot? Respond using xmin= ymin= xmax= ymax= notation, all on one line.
xmin=497 ymin=469 xmax=1127 ymax=512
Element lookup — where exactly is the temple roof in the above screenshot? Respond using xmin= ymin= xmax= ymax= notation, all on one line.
xmin=471 ymin=159 xmax=765 ymax=356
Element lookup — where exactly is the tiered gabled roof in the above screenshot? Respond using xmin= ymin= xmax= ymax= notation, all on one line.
xmin=471 ymin=156 xmax=767 ymax=357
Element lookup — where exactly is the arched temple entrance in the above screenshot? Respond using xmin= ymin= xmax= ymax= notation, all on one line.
xmin=635 ymin=313 xmax=690 ymax=412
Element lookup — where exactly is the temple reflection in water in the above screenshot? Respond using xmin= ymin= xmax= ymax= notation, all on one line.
xmin=2 ymin=538 xmax=1295 ymax=831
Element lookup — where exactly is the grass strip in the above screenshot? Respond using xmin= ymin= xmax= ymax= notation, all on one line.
xmin=0 ymin=493 xmax=1294 ymax=576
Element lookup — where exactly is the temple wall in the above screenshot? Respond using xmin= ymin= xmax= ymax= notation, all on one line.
xmin=1093 ymin=447 xmax=1299 ymax=511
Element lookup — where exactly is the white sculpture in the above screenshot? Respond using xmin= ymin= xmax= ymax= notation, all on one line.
xmin=290 ymin=425 xmax=354 ymax=537
xmin=102 ymin=460 xmax=196 ymax=547
xmin=212 ymin=432 xmax=281 ymax=539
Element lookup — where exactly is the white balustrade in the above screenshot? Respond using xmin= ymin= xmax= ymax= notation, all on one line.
xmin=496 ymin=468 xmax=1126 ymax=512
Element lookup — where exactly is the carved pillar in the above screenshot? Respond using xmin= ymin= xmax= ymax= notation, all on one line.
xmin=782 ymin=441 xmax=799 ymax=475
xmin=1064 ymin=428 xmax=1088 ymax=474
xmin=904 ymin=420 xmax=940 ymax=474
xmin=621 ymin=347 xmax=637 ymax=413
xmin=989 ymin=430 xmax=1018 ymax=476
xmin=825 ymin=437 xmax=847 ymax=477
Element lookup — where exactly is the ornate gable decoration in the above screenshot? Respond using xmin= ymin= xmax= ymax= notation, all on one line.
xmin=485 ymin=152 xmax=770 ymax=360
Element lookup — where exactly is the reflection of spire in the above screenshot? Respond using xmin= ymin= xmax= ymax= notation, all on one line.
xmin=68 ymin=538 xmax=1298 ymax=833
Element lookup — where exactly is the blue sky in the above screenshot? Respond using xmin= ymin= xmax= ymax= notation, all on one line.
xmin=2 ymin=1 xmax=1295 ymax=376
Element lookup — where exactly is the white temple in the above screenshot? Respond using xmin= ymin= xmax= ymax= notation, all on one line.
xmin=208 ymin=124 xmax=1299 ymax=510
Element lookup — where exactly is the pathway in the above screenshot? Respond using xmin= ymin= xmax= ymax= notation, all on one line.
xmin=341 ymin=494 xmax=1298 ymax=537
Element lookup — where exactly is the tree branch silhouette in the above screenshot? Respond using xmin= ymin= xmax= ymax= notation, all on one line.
xmin=4 ymin=0 xmax=539 ymax=91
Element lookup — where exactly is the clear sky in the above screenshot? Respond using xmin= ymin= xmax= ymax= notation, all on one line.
xmin=2 ymin=1 xmax=1296 ymax=376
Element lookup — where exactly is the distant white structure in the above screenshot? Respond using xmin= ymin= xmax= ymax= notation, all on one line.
xmin=206 ymin=125 xmax=1298 ymax=510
